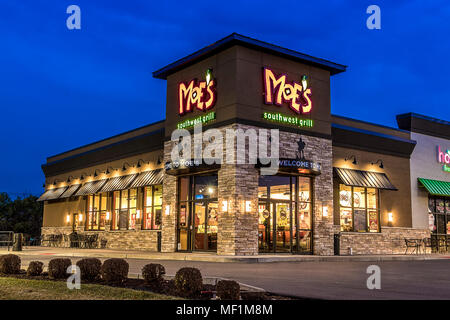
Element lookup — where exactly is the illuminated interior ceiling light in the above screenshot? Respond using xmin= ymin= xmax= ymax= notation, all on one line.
xmin=371 ymin=159 xmax=384 ymax=169
xmin=301 ymin=75 xmax=308 ymax=90
xmin=106 ymin=212 xmax=110 ymax=220
xmin=206 ymin=68 xmax=212 ymax=86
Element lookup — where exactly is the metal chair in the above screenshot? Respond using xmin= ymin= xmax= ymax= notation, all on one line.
xmin=404 ymin=238 xmax=421 ymax=254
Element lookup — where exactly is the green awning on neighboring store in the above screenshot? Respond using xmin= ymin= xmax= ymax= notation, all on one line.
xmin=418 ymin=178 xmax=450 ymax=197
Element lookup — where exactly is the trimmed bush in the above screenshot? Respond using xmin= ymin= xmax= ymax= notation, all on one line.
xmin=174 ymin=267 xmax=203 ymax=298
xmin=48 ymin=258 xmax=71 ymax=279
xmin=76 ymin=258 xmax=102 ymax=282
xmin=216 ymin=280 xmax=240 ymax=300
xmin=27 ymin=261 xmax=44 ymax=276
xmin=101 ymin=258 xmax=129 ymax=284
xmin=142 ymin=263 xmax=165 ymax=283
xmin=0 ymin=254 xmax=21 ymax=274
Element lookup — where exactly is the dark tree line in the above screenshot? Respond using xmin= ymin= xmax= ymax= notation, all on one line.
xmin=0 ymin=193 xmax=43 ymax=238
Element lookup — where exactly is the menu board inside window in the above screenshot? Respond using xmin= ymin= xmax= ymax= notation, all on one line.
xmin=436 ymin=198 xmax=445 ymax=213
xmin=368 ymin=210 xmax=378 ymax=232
xmin=354 ymin=209 xmax=367 ymax=232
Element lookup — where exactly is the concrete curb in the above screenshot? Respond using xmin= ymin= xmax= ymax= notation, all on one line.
xmin=3 ymin=248 xmax=448 ymax=263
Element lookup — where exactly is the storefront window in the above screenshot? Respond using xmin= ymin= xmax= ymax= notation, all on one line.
xmin=143 ymin=185 xmax=162 ymax=230
xmin=86 ymin=193 xmax=107 ymax=231
xmin=338 ymin=184 xmax=380 ymax=232
xmin=428 ymin=197 xmax=450 ymax=237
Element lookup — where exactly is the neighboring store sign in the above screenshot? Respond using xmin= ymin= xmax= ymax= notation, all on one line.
xmin=437 ymin=146 xmax=450 ymax=172
xmin=177 ymin=111 xmax=216 ymax=130
xmin=263 ymin=67 xmax=312 ymax=114
xmin=178 ymin=69 xmax=217 ymax=115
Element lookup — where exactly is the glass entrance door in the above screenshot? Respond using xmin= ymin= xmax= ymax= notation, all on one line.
xmin=258 ymin=175 xmax=313 ymax=254
xmin=177 ymin=174 xmax=218 ymax=252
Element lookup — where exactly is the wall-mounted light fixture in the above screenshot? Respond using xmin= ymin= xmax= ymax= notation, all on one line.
xmin=245 ymin=201 xmax=251 ymax=213
xmin=157 ymin=154 xmax=163 ymax=165
xmin=221 ymin=200 xmax=228 ymax=213
xmin=78 ymin=214 xmax=83 ymax=222
xmin=371 ymin=159 xmax=384 ymax=169
xmin=80 ymin=172 xmax=89 ymax=180
xmin=122 ymin=162 xmax=132 ymax=171
xmin=93 ymin=169 xmax=103 ymax=177
xmin=345 ymin=155 xmax=357 ymax=165
xmin=66 ymin=215 xmax=70 ymax=224
xmin=67 ymin=176 xmax=74 ymax=183
xmin=388 ymin=212 xmax=393 ymax=223
xmin=322 ymin=205 xmax=329 ymax=217
xmin=165 ymin=205 xmax=170 ymax=216
xmin=136 ymin=159 xmax=146 ymax=168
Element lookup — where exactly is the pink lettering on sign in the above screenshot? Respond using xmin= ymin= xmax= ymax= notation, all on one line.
xmin=438 ymin=146 xmax=450 ymax=164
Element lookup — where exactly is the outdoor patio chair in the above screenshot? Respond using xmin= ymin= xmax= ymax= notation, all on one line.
xmin=87 ymin=234 xmax=98 ymax=248
xmin=404 ymin=238 xmax=421 ymax=254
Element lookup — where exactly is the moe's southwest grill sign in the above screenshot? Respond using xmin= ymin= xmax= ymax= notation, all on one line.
xmin=178 ymin=69 xmax=217 ymax=115
xmin=263 ymin=67 xmax=312 ymax=114
xmin=438 ymin=146 xmax=450 ymax=172
xmin=262 ymin=67 xmax=314 ymax=128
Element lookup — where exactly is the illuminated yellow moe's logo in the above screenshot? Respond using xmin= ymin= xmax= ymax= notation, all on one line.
xmin=178 ymin=69 xmax=217 ymax=115
xmin=263 ymin=67 xmax=312 ymax=114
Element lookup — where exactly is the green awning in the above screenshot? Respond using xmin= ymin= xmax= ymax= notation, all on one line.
xmin=418 ymin=178 xmax=450 ymax=197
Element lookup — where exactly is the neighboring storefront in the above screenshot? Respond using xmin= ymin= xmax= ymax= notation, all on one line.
xmin=38 ymin=33 xmax=448 ymax=256
xmin=397 ymin=113 xmax=450 ymax=251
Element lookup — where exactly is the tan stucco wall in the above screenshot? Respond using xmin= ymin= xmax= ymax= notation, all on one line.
xmin=333 ymin=146 xmax=412 ymax=228
xmin=43 ymin=198 xmax=85 ymax=227
xmin=164 ymin=45 xmax=332 ymax=138
xmin=409 ymin=132 xmax=450 ymax=229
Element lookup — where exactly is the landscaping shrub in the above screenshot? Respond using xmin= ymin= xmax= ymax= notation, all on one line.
xmin=27 ymin=261 xmax=44 ymax=276
xmin=174 ymin=267 xmax=203 ymax=298
xmin=48 ymin=258 xmax=71 ymax=279
xmin=0 ymin=254 xmax=21 ymax=274
xmin=76 ymin=258 xmax=102 ymax=282
xmin=216 ymin=280 xmax=240 ymax=300
xmin=142 ymin=263 xmax=165 ymax=283
xmin=101 ymin=258 xmax=129 ymax=284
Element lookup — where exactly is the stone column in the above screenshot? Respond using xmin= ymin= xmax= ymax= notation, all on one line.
xmin=161 ymin=141 xmax=177 ymax=252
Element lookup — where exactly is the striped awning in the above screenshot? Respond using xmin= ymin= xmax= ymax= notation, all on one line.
xmin=59 ymin=184 xmax=81 ymax=199
xmin=37 ymin=187 xmax=68 ymax=202
xmin=74 ymin=179 xmax=107 ymax=196
xmin=100 ymin=174 xmax=138 ymax=192
xmin=129 ymin=169 xmax=164 ymax=188
xmin=418 ymin=178 xmax=450 ymax=197
xmin=334 ymin=167 xmax=397 ymax=190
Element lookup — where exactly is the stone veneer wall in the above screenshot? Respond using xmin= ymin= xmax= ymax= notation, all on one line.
xmin=278 ymin=130 xmax=334 ymax=255
xmin=162 ymin=123 xmax=334 ymax=255
xmin=338 ymin=227 xmax=430 ymax=255
xmin=41 ymin=226 xmax=160 ymax=251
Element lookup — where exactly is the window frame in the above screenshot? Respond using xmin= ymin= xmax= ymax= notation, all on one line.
xmin=142 ymin=185 xmax=163 ymax=230
xmin=338 ymin=184 xmax=380 ymax=233
xmin=85 ymin=193 xmax=107 ymax=231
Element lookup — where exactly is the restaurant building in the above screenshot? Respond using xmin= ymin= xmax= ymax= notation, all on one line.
xmin=38 ymin=34 xmax=450 ymax=255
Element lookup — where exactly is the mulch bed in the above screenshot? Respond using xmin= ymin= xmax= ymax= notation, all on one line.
xmin=0 ymin=270 xmax=295 ymax=300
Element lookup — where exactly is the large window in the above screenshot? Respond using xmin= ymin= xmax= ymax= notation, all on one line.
xmin=86 ymin=193 xmax=107 ymax=231
xmin=339 ymin=184 xmax=379 ymax=232
xmin=428 ymin=197 xmax=450 ymax=237
xmin=143 ymin=185 xmax=162 ymax=230
xmin=111 ymin=189 xmax=137 ymax=230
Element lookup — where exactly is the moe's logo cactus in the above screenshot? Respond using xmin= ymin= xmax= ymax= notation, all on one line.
xmin=178 ymin=69 xmax=217 ymax=115
xmin=263 ymin=67 xmax=312 ymax=114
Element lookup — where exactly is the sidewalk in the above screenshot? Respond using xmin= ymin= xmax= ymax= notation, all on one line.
xmin=2 ymin=246 xmax=448 ymax=263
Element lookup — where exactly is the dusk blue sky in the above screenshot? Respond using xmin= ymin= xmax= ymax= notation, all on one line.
xmin=1 ymin=0 xmax=449 ymax=196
